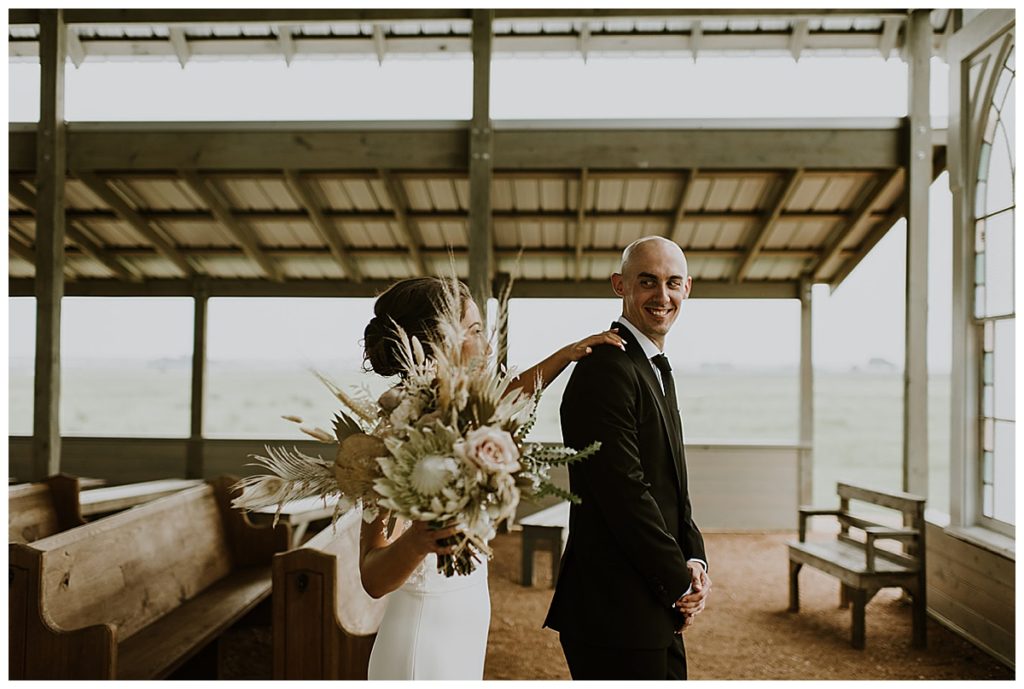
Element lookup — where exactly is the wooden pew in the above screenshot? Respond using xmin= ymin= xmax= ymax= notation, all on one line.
xmin=8 ymin=474 xmax=85 ymax=544
xmin=79 ymin=478 xmax=203 ymax=517
xmin=272 ymin=508 xmax=386 ymax=679
xmin=9 ymin=476 xmax=290 ymax=679
xmin=787 ymin=482 xmax=927 ymax=649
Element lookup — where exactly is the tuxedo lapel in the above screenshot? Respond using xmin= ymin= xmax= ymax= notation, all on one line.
xmin=611 ymin=321 xmax=685 ymax=495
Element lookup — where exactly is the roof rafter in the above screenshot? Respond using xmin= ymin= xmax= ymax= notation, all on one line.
xmin=281 ymin=169 xmax=362 ymax=282
xmin=732 ymin=169 xmax=804 ymax=283
xmin=377 ymin=169 xmax=429 ymax=276
xmin=75 ymin=171 xmax=196 ymax=276
xmin=807 ymin=168 xmax=901 ymax=281
xmin=668 ymin=168 xmax=698 ymax=243
xmin=180 ymin=170 xmax=284 ymax=281
xmin=66 ymin=220 xmax=144 ymax=282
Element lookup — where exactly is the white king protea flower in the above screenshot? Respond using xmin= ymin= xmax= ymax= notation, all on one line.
xmin=410 ymin=454 xmax=459 ymax=495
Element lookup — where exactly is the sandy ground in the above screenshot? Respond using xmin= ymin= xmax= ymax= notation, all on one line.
xmin=220 ymin=531 xmax=1013 ymax=681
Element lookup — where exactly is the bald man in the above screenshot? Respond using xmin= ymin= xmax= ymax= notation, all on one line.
xmin=544 ymin=236 xmax=710 ymax=680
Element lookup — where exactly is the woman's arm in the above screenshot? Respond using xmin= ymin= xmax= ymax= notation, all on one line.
xmin=507 ymin=328 xmax=625 ymax=397
xmin=359 ymin=512 xmax=460 ymax=599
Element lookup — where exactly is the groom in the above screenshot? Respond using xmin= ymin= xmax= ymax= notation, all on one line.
xmin=544 ymin=236 xmax=710 ymax=680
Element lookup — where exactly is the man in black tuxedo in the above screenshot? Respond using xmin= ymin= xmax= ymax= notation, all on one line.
xmin=544 ymin=236 xmax=710 ymax=680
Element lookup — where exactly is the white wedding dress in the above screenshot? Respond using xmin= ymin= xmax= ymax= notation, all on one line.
xmin=367 ymin=553 xmax=490 ymax=680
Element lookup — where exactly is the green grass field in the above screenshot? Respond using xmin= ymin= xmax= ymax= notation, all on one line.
xmin=8 ymin=365 xmax=951 ymax=513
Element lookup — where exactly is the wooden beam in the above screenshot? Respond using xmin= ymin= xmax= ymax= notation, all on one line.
xmin=9 ymin=235 xmax=35 ymax=265
xmin=808 ymin=168 xmax=901 ymax=281
xmin=574 ymin=167 xmax=588 ymax=282
xmin=66 ymin=221 xmax=143 ymax=282
xmin=278 ymin=25 xmax=295 ymax=65
xmin=903 ymin=9 xmax=931 ymax=498
xmin=187 ymin=286 xmax=208 ymax=480
xmin=10 ymin=277 xmax=804 ymax=300
xmin=180 ymin=170 xmax=284 ymax=281
xmin=9 ymin=126 xmax=902 ymax=172
xmin=790 ymin=20 xmax=809 ymax=61
xmin=33 ymin=9 xmax=67 ymax=481
xmin=798 ymin=278 xmax=814 ymax=505
xmin=67 ymin=29 xmax=86 ymax=68
xmin=733 ymin=169 xmax=803 ymax=282
xmin=168 ymin=27 xmax=190 ymax=68
xmin=10 ymin=180 xmax=141 ymax=282
xmin=668 ymin=168 xmax=697 ymax=242
xmin=10 ymin=206 xmax=885 ymax=226
xmin=377 ymin=170 xmax=428 ymax=276
xmin=469 ymin=9 xmax=495 ymax=313
xmin=879 ymin=18 xmax=900 ymax=59
xmin=76 ymin=171 xmax=195 ymax=276
xmin=282 ymin=170 xmax=362 ymax=281
xmin=829 ymin=147 xmax=945 ymax=290
xmin=691 ymin=21 xmax=702 ymax=62
xmin=372 ymin=25 xmax=386 ymax=65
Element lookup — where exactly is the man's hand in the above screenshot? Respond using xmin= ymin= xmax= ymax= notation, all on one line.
xmin=675 ymin=561 xmax=711 ymax=618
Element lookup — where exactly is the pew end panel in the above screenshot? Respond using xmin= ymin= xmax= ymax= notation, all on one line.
xmin=9 ymin=543 xmax=116 ymax=680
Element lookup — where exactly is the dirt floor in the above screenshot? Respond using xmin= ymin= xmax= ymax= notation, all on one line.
xmin=220 ymin=531 xmax=1013 ymax=681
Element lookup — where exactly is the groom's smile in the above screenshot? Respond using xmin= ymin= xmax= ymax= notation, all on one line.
xmin=611 ymin=237 xmax=692 ymax=350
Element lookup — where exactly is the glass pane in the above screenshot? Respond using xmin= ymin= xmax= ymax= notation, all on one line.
xmin=993 ymin=420 xmax=1015 ymax=524
xmin=1009 ymin=47 xmax=1016 ymax=71
xmin=61 ymin=298 xmax=193 ymax=437
xmin=984 ymin=417 xmax=994 ymax=451
xmin=975 ymin=180 xmax=987 ymax=218
xmin=993 ymin=68 xmax=1013 ymax=111
xmin=975 ymin=252 xmax=985 ymax=285
xmin=985 ymin=125 xmax=1014 ymax=215
xmin=205 ymin=297 xmax=383 ymax=439
xmin=983 ymin=450 xmax=994 ymax=483
xmin=1001 ymin=82 xmax=1015 ymax=153
xmin=984 ymin=384 xmax=994 ymax=416
xmin=977 ymin=141 xmax=992 ymax=181
xmin=975 ymin=285 xmax=986 ymax=318
xmin=975 ymin=219 xmax=986 ymax=252
xmin=994 ymin=318 xmax=1015 ymax=420
xmin=983 ymin=483 xmax=994 ymax=517
xmin=985 ymin=210 xmax=1014 ymax=316
xmin=9 ymin=298 xmax=35 ymax=436
xmin=984 ymin=352 xmax=994 ymax=385
xmin=984 ymin=106 xmax=998 ymax=143
xmin=984 ymin=319 xmax=995 ymax=351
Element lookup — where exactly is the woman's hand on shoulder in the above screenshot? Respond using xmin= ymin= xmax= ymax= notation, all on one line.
xmin=565 ymin=328 xmax=626 ymax=362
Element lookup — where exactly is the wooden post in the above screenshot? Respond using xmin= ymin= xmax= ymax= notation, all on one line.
xmin=903 ymin=9 xmax=931 ymax=496
xmin=798 ymin=278 xmax=814 ymax=505
xmin=468 ymin=9 xmax=494 ymax=324
xmin=31 ymin=9 xmax=67 ymax=481
xmin=187 ymin=284 xmax=209 ymax=479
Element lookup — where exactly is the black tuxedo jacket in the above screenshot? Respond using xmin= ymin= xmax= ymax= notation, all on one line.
xmin=543 ymin=321 xmax=706 ymax=649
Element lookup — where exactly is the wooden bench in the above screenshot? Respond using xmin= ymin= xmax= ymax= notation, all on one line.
xmin=9 ymin=476 xmax=291 ymax=679
xmin=272 ymin=508 xmax=386 ymax=679
xmin=519 ymin=501 xmax=569 ymax=587
xmin=8 ymin=474 xmax=85 ymax=544
xmin=787 ymin=482 xmax=926 ymax=649
xmin=79 ymin=478 xmax=203 ymax=517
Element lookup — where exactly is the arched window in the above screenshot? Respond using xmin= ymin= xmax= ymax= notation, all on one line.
xmin=972 ymin=42 xmax=1015 ymax=529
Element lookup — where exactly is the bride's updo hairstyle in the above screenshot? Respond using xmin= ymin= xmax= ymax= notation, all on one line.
xmin=363 ymin=277 xmax=474 ymax=377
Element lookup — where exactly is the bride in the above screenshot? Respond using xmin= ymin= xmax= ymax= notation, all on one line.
xmin=359 ymin=277 xmax=623 ymax=680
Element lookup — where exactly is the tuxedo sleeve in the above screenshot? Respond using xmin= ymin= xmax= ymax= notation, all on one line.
xmin=563 ymin=354 xmax=692 ymax=609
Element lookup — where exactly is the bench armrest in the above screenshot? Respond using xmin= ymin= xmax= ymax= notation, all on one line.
xmin=796 ymin=507 xmax=843 ymax=542
xmin=863 ymin=526 xmax=919 ymax=572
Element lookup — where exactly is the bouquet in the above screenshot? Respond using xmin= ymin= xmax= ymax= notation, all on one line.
xmin=232 ymin=277 xmax=600 ymax=576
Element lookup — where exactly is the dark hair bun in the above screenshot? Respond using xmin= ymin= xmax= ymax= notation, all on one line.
xmin=362 ymin=277 xmax=473 ymax=378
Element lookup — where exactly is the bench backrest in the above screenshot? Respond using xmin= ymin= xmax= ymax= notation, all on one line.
xmin=10 ymin=482 xmax=232 ymax=640
xmin=273 ymin=508 xmax=386 ymax=680
xmin=8 ymin=475 xmax=85 ymax=543
xmin=835 ymin=482 xmax=926 ymax=568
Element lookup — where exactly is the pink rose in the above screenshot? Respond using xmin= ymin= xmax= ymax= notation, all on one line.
xmin=457 ymin=426 xmax=521 ymax=474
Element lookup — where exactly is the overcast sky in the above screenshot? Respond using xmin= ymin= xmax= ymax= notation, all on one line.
xmin=8 ymin=53 xmax=954 ymax=372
